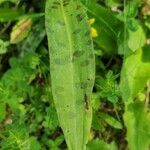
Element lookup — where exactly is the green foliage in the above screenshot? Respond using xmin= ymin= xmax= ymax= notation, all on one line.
xmin=118 ymin=21 xmax=146 ymax=55
xmin=82 ymin=0 xmax=122 ymax=54
xmin=0 ymin=0 xmax=17 ymax=4
xmin=96 ymin=71 xmax=120 ymax=104
xmin=42 ymin=106 xmax=59 ymax=130
xmin=0 ymin=39 xmax=9 ymax=54
xmin=87 ymin=139 xmax=117 ymax=150
xmin=120 ymin=47 xmax=150 ymax=102
xmin=124 ymin=101 xmax=150 ymax=150
xmin=19 ymin=20 xmax=46 ymax=53
xmin=0 ymin=122 xmax=41 ymax=149
xmin=120 ymin=46 xmax=150 ymax=149
xmin=0 ymin=52 xmax=39 ymax=121
xmin=0 ymin=9 xmax=24 ymax=22
xmin=0 ymin=0 xmax=150 ymax=149
xmin=99 ymin=112 xmax=122 ymax=129
xmin=46 ymin=135 xmax=64 ymax=149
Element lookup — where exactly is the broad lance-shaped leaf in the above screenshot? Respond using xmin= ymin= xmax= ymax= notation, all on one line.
xmin=124 ymin=101 xmax=150 ymax=150
xmin=120 ymin=46 xmax=150 ymax=150
xmin=120 ymin=46 xmax=150 ymax=102
xmin=45 ymin=0 xmax=95 ymax=150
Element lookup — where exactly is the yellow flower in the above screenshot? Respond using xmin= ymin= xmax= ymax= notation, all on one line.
xmin=88 ymin=18 xmax=95 ymax=25
xmin=90 ymin=27 xmax=98 ymax=38
xmin=88 ymin=18 xmax=98 ymax=38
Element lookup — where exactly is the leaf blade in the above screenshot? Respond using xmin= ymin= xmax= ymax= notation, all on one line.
xmin=45 ymin=0 xmax=95 ymax=149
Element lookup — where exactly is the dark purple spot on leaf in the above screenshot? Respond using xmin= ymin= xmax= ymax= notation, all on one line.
xmin=73 ymin=50 xmax=84 ymax=57
xmin=75 ymin=82 xmax=91 ymax=89
xmin=53 ymin=1 xmax=60 ymax=5
xmin=63 ymin=0 xmax=70 ymax=6
xmin=54 ymin=86 xmax=64 ymax=94
xmin=51 ymin=6 xmax=58 ymax=9
xmin=57 ymin=41 xmax=66 ymax=47
xmin=57 ymin=21 xmax=65 ymax=26
xmin=54 ymin=56 xmax=71 ymax=65
xmin=80 ymin=60 xmax=90 ymax=66
xmin=89 ymin=53 xmax=94 ymax=59
xmin=63 ymin=2 xmax=70 ymax=6
xmin=73 ymin=29 xmax=81 ymax=34
xmin=84 ymin=94 xmax=89 ymax=110
xmin=55 ymin=86 xmax=64 ymax=91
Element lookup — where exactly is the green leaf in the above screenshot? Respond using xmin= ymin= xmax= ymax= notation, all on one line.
xmin=93 ymin=23 xmax=118 ymax=55
xmin=19 ymin=20 xmax=46 ymax=52
xmin=96 ymin=71 xmax=120 ymax=104
xmin=120 ymin=46 xmax=150 ymax=150
xmin=83 ymin=0 xmax=121 ymax=38
xmin=99 ymin=112 xmax=122 ymax=129
xmin=127 ymin=24 xmax=146 ymax=51
xmin=45 ymin=0 xmax=95 ymax=149
xmin=87 ymin=139 xmax=118 ymax=150
xmin=1 ymin=123 xmax=30 ymax=149
xmin=10 ymin=18 xmax=32 ymax=44
xmin=120 ymin=46 xmax=150 ymax=102
xmin=124 ymin=101 xmax=150 ymax=150
xmin=0 ymin=39 xmax=9 ymax=54
xmin=47 ymin=135 xmax=64 ymax=149
xmin=0 ymin=8 xmax=23 ymax=22
xmin=0 ymin=0 xmax=17 ymax=4
xmin=42 ymin=106 xmax=59 ymax=130
xmin=118 ymin=21 xmax=146 ymax=55
xmin=124 ymin=1 xmax=139 ymax=18
xmin=92 ymin=113 xmax=105 ymax=132
xmin=82 ymin=0 xmax=122 ymax=54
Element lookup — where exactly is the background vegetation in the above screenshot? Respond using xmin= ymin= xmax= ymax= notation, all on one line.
xmin=0 ymin=0 xmax=150 ymax=149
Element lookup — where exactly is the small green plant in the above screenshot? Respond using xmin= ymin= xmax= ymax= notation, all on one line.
xmin=0 ymin=0 xmax=150 ymax=149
